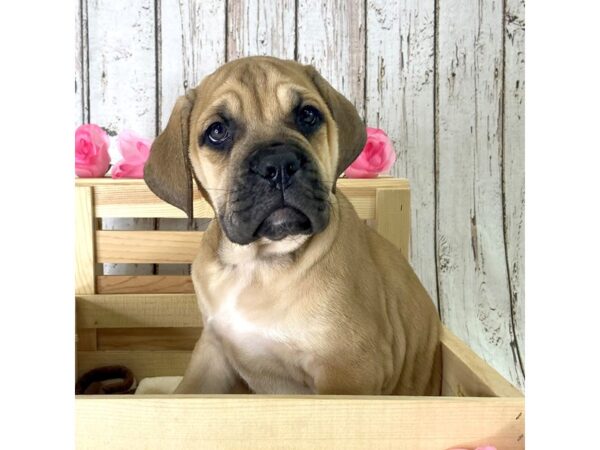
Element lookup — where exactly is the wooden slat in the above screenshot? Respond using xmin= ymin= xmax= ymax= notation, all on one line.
xmin=80 ymin=177 xmax=409 ymax=220
xmin=94 ymin=184 xmax=215 ymax=219
xmin=76 ymin=294 xmax=199 ymax=329
xmin=76 ymin=177 xmax=406 ymax=187
xmin=366 ymin=0 xmax=438 ymax=303
xmin=441 ymin=327 xmax=522 ymax=398
xmin=96 ymin=275 xmax=194 ymax=294
xmin=96 ymin=231 xmax=203 ymax=264
xmin=503 ymin=0 xmax=526 ymax=369
xmin=297 ymin=0 xmax=366 ymax=116
xmin=159 ymin=0 xmax=226 ymax=130
xmin=97 ymin=327 xmax=201 ymax=351
xmin=375 ymin=187 xmax=411 ymax=259
xmin=77 ymin=351 xmax=191 ymax=379
xmin=75 ymin=186 xmax=96 ymax=294
xmin=227 ymin=0 xmax=296 ymax=60
xmin=77 ymin=329 xmax=98 ymax=351
xmin=436 ymin=0 xmax=524 ymax=389
xmin=76 ymin=396 xmax=524 ymax=450
xmin=88 ymin=0 xmax=157 ymax=277
xmin=74 ymin=0 xmax=84 ymax=126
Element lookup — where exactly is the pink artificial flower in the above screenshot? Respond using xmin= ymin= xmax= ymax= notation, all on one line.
xmin=344 ymin=127 xmax=396 ymax=178
xmin=75 ymin=124 xmax=110 ymax=177
xmin=111 ymin=129 xmax=153 ymax=178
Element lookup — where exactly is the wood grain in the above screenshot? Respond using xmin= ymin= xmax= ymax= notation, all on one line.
xmin=87 ymin=0 xmax=157 ymax=276
xmin=436 ymin=0 xmax=524 ymax=389
xmin=227 ymin=0 xmax=296 ymax=60
xmin=296 ymin=0 xmax=366 ymax=116
xmin=84 ymin=177 xmax=408 ymax=221
xmin=96 ymin=231 xmax=204 ymax=264
xmin=77 ymin=350 xmax=192 ymax=379
xmin=97 ymin=327 xmax=201 ymax=351
xmin=74 ymin=0 xmax=85 ymax=126
xmin=76 ymin=294 xmax=200 ymax=328
xmin=75 ymin=186 xmax=96 ymax=294
xmin=96 ymin=275 xmax=195 ymax=294
xmin=503 ymin=0 xmax=526 ymax=371
xmin=159 ymin=0 xmax=227 ymax=130
xmin=366 ymin=0 xmax=437 ymax=304
xmin=441 ymin=327 xmax=522 ymax=398
xmin=93 ymin=183 xmax=215 ymax=218
xmin=158 ymin=0 xmax=223 ymax=275
xmin=76 ymin=396 xmax=524 ymax=450
xmin=77 ymin=328 xmax=98 ymax=352
xmin=375 ymin=187 xmax=411 ymax=258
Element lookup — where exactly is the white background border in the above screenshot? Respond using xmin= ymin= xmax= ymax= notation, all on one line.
xmin=1 ymin=0 xmax=599 ymax=447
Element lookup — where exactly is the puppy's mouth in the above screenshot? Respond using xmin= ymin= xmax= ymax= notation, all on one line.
xmin=220 ymin=143 xmax=330 ymax=246
xmin=254 ymin=206 xmax=312 ymax=241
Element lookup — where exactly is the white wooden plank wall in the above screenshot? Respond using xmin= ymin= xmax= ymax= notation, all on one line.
xmin=436 ymin=0 xmax=523 ymax=389
xmin=75 ymin=0 xmax=525 ymax=389
xmin=87 ymin=0 xmax=157 ymax=276
xmin=503 ymin=0 xmax=525 ymax=370
xmin=366 ymin=0 xmax=437 ymax=305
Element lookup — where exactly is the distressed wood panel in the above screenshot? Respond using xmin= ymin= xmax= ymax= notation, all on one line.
xmin=436 ymin=0 xmax=524 ymax=388
xmin=87 ymin=0 xmax=157 ymax=275
xmin=227 ymin=0 xmax=296 ymax=60
xmin=158 ymin=0 xmax=227 ymax=275
xmin=366 ymin=0 xmax=437 ymax=303
xmin=159 ymin=0 xmax=227 ymax=128
xmin=503 ymin=0 xmax=525 ymax=371
xmin=296 ymin=0 xmax=366 ymax=116
xmin=75 ymin=0 xmax=84 ymax=126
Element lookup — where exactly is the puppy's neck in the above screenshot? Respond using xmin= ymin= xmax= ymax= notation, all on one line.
xmin=217 ymin=234 xmax=309 ymax=267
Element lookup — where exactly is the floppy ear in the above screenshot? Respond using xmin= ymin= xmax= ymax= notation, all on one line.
xmin=144 ymin=89 xmax=196 ymax=219
xmin=304 ymin=65 xmax=367 ymax=182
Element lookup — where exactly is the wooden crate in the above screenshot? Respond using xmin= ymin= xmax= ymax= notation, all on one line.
xmin=75 ymin=177 xmax=524 ymax=450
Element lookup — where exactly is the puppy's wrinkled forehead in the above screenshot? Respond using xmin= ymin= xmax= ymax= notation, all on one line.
xmin=195 ymin=58 xmax=321 ymax=127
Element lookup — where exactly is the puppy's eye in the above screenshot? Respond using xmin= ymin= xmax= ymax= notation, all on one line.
xmin=296 ymin=105 xmax=322 ymax=133
xmin=205 ymin=121 xmax=230 ymax=146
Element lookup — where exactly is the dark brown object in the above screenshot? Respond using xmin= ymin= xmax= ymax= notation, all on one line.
xmin=75 ymin=365 xmax=136 ymax=395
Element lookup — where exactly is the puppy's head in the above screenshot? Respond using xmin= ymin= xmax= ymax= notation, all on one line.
xmin=144 ymin=56 xmax=366 ymax=245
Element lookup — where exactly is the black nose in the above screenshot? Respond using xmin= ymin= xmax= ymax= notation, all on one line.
xmin=250 ymin=145 xmax=305 ymax=190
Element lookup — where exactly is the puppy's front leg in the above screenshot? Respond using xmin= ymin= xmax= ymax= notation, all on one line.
xmin=174 ymin=328 xmax=239 ymax=394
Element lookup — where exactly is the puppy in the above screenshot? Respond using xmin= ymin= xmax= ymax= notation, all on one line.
xmin=144 ymin=56 xmax=442 ymax=395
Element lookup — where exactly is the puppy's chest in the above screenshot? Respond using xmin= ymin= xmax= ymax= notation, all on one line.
xmin=209 ymin=286 xmax=295 ymax=356
xmin=202 ymin=270 xmax=308 ymax=369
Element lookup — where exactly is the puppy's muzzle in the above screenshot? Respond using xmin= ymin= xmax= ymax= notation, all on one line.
xmin=221 ymin=142 xmax=330 ymax=245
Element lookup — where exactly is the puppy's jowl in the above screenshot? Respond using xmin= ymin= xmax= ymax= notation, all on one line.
xmin=144 ymin=56 xmax=442 ymax=395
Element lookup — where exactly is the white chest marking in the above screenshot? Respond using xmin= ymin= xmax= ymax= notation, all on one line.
xmin=207 ymin=266 xmax=289 ymax=354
